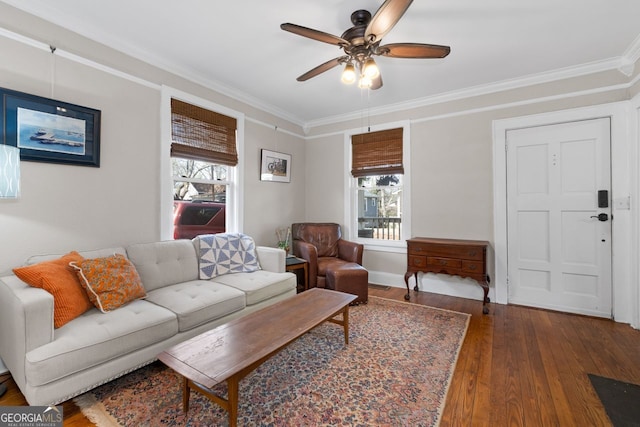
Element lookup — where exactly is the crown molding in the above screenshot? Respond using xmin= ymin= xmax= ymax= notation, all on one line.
xmin=619 ymin=32 xmax=640 ymax=77
xmin=246 ymin=117 xmax=306 ymax=139
xmin=0 ymin=1 xmax=306 ymax=128
xmin=1 ymin=0 xmax=638 ymax=132
xmin=155 ymin=63 xmax=306 ymax=128
xmin=305 ymin=57 xmax=625 ymax=129
xmin=0 ymin=27 xmax=161 ymax=90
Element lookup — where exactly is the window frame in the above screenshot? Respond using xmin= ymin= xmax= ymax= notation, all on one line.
xmin=160 ymin=86 xmax=244 ymax=240
xmin=343 ymin=120 xmax=411 ymax=253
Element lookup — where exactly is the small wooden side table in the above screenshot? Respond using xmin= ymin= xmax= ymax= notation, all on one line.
xmin=285 ymin=256 xmax=308 ymax=292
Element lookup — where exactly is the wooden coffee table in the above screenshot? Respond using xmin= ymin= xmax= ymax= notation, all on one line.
xmin=157 ymin=288 xmax=356 ymax=427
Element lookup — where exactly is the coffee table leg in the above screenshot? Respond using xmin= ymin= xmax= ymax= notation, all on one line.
xmin=182 ymin=377 xmax=190 ymax=413
xmin=343 ymin=305 xmax=350 ymax=345
xmin=227 ymin=376 xmax=239 ymax=427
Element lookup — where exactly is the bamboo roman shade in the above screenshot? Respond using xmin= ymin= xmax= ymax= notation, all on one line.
xmin=170 ymin=99 xmax=238 ymax=166
xmin=351 ymin=127 xmax=404 ymax=177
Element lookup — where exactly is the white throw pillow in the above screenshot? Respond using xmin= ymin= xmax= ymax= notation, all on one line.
xmin=197 ymin=233 xmax=261 ymax=279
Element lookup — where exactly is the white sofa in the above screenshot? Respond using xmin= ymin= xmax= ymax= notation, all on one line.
xmin=0 ymin=238 xmax=296 ymax=406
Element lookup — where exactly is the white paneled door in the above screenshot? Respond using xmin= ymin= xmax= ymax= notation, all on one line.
xmin=506 ymin=118 xmax=612 ymax=317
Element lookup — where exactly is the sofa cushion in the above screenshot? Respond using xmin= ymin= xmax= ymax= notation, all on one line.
xmin=144 ymin=280 xmax=245 ymax=332
xmin=25 ymin=299 xmax=177 ymax=387
xmin=196 ymin=233 xmax=261 ymax=279
xmin=71 ymin=254 xmax=146 ymax=313
xmin=13 ymin=251 xmax=93 ymax=328
xmin=211 ymin=271 xmax=296 ymax=306
xmin=126 ymin=240 xmax=199 ymax=291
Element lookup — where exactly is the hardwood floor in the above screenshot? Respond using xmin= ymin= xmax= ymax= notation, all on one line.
xmin=380 ymin=287 xmax=640 ymax=427
xmin=1 ymin=286 xmax=639 ymax=426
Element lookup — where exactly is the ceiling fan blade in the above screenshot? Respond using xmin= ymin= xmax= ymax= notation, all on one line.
xmin=365 ymin=0 xmax=413 ymax=43
xmin=379 ymin=43 xmax=450 ymax=58
xmin=297 ymin=56 xmax=348 ymax=81
xmin=281 ymin=23 xmax=349 ymax=46
xmin=371 ymin=74 xmax=383 ymax=90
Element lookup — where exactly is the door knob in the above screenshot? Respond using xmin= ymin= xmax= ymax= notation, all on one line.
xmin=590 ymin=213 xmax=609 ymax=222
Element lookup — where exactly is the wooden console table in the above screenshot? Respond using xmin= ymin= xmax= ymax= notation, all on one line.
xmin=404 ymin=237 xmax=491 ymax=314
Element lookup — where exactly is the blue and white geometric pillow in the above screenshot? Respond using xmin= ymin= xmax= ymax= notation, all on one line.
xmin=197 ymin=233 xmax=261 ymax=279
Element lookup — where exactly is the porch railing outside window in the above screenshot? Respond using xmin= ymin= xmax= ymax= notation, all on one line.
xmin=357 ymin=217 xmax=401 ymax=240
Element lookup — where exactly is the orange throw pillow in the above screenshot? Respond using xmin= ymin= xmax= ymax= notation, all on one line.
xmin=13 ymin=251 xmax=93 ymax=328
xmin=71 ymin=254 xmax=146 ymax=313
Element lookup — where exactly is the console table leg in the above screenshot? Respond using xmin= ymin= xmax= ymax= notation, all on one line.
xmin=481 ymin=282 xmax=490 ymax=315
xmin=403 ymin=271 xmax=413 ymax=300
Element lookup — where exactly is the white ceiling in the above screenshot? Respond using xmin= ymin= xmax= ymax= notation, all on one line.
xmin=3 ymin=0 xmax=640 ymax=126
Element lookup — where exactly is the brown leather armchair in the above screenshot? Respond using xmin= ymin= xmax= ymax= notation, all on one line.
xmin=292 ymin=223 xmax=368 ymax=303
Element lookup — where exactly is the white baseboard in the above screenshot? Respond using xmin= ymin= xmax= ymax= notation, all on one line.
xmin=369 ymin=270 xmax=495 ymax=302
xmin=0 ymin=357 xmax=7 ymax=375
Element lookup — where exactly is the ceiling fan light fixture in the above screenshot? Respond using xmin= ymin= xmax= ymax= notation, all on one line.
xmin=281 ymin=0 xmax=450 ymax=92
xmin=358 ymin=74 xmax=372 ymax=89
xmin=341 ymin=63 xmax=356 ymax=84
xmin=363 ymin=57 xmax=379 ymax=78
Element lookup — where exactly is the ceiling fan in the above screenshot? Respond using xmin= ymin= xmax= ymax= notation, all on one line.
xmin=280 ymin=0 xmax=450 ymax=90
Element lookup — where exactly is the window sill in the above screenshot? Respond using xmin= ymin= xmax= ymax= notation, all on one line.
xmin=359 ymin=240 xmax=407 ymax=254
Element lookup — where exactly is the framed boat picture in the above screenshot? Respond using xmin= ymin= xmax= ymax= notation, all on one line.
xmin=0 ymin=87 xmax=101 ymax=167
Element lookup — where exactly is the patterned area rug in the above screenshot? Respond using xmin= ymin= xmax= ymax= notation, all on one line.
xmin=74 ymin=296 xmax=470 ymax=426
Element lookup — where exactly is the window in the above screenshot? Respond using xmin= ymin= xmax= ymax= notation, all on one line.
xmin=169 ymin=97 xmax=238 ymax=239
xmin=356 ymin=174 xmax=403 ymax=240
xmin=346 ymin=123 xmax=411 ymax=249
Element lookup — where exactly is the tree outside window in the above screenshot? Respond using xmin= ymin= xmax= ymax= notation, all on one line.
xmin=172 ymin=158 xmax=227 ymax=202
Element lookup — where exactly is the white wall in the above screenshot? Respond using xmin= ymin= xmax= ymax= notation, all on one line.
xmin=0 ymin=1 xmax=638 ymax=349
xmin=0 ymin=34 xmax=162 ymax=273
xmin=0 ymin=8 xmax=307 ymax=276
xmin=303 ymin=63 xmax=640 ymax=326
xmin=243 ymin=120 xmax=307 ymax=245
xmin=0 ymin=7 xmax=308 ymax=372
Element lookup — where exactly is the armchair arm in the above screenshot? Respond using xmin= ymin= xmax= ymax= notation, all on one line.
xmin=293 ymin=240 xmax=318 ymax=288
xmin=338 ymin=239 xmax=364 ymax=265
